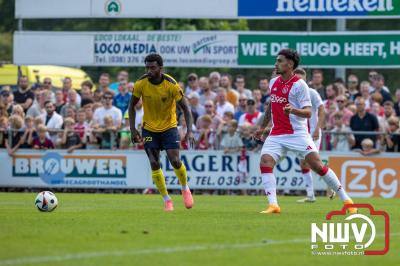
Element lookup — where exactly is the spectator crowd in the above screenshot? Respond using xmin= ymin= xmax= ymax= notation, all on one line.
xmin=1 ymin=69 xmax=400 ymax=155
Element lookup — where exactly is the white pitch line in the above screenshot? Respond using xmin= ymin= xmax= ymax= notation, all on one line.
xmin=0 ymin=233 xmax=398 ymax=266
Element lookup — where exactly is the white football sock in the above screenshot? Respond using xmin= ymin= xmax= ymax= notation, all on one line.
xmin=302 ymin=170 xmax=315 ymax=198
xmin=262 ymin=173 xmax=278 ymax=205
xmin=321 ymin=168 xmax=350 ymax=201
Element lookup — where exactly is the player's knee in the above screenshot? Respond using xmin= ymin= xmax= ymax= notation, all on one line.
xmin=260 ymin=154 xmax=275 ymax=168
xmin=149 ymin=161 xmax=161 ymax=170
xmin=169 ymin=158 xmax=181 ymax=169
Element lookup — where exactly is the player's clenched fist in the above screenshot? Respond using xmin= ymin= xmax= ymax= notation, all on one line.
xmin=283 ymin=104 xmax=293 ymax=115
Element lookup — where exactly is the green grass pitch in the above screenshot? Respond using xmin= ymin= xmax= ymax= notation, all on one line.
xmin=0 ymin=193 xmax=398 ymax=266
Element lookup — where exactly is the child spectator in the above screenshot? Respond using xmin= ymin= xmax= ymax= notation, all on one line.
xmin=11 ymin=105 xmax=25 ymax=119
xmin=240 ymin=123 xmax=259 ymax=152
xmin=32 ymin=125 xmax=54 ymax=150
xmin=354 ymin=138 xmax=380 ymax=156
xmin=5 ymin=115 xmax=25 ymax=156
xmin=74 ymin=109 xmax=88 ymax=140
xmin=382 ymin=116 xmax=400 ymax=152
xmin=196 ymin=115 xmax=214 ymax=150
xmin=178 ymin=114 xmax=197 ymax=150
xmin=61 ymin=117 xmax=83 ymax=153
xmin=330 ymin=112 xmax=355 ymax=152
xmin=221 ymin=120 xmax=243 ymax=154
xmin=20 ymin=115 xmax=34 ymax=148
xmin=98 ymin=115 xmax=118 ymax=149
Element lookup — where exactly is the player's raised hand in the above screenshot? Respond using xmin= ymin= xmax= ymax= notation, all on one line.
xmin=130 ymin=128 xmax=142 ymax=143
xmin=185 ymin=131 xmax=195 ymax=149
xmin=283 ymin=104 xmax=293 ymax=115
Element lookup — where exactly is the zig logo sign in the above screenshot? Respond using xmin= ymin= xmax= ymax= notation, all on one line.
xmin=329 ymin=157 xmax=399 ymax=198
xmin=311 ymin=204 xmax=390 ymax=256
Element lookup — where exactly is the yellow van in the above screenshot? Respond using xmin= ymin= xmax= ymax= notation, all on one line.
xmin=0 ymin=64 xmax=94 ymax=90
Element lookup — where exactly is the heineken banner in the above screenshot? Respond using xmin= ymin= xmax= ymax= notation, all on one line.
xmin=14 ymin=31 xmax=400 ymax=68
xmin=239 ymin=32 xmax=400 ymax=68
xmin=16 ymin=0 xmax=400 ymax=19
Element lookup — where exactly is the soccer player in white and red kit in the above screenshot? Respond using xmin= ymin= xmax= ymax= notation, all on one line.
xmin=258 ymin=49 xmax=356 ymax=214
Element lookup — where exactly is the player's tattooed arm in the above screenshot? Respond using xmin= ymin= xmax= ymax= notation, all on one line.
xmin=261 ymin=102 xmax=271 ymax=128
xmin=128 ymin=95 xmax=141 ymax=143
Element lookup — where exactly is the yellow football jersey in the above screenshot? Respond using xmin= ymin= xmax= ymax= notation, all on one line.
xmin=133 ymin=73 xmax=183 ymax=132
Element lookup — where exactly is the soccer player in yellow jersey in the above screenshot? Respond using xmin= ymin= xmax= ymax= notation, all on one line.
xmin=128 ymin=53 xmax=195 ymax=211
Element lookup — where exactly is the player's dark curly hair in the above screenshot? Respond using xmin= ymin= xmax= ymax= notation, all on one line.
xmin=278 ymin=49 xmax=300 ymax=70
xmin=145 ymin=53 xmax=163 ymax=67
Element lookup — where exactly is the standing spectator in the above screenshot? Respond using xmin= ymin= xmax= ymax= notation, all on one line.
xmin=216 ymin=88 xmax=234 ymax=118
xmin=41 ymin=77 xmax=56 ymax=103
xmin=238 ymin=99 xmax=262 ymax=126
xmin=80 ymin=80 xmax=94 ymax=106
xmin=62 ymin=77 xmax=82 ymax=106
xmin=109 ymin=70 xmax=128 ymax=94
xmin=185 ymin=73 xmax=201 ymax=96
xmin=234 ymin=94 xmax=248 ymax=121
xmin=371 ymin=74 xmax=392 ymax=103
xmin=259 ymin=77 xmax=270 ymax=108
xmin=368 ymin=70 xmax=390 ymax=93
xmin=381 ymin=116 xmax=400 ymax=152
xmin=4 ymin=115 xmax=25 ymax=156
xmin=0 ymin=116 xmax=9 ymax=148
xmin=41 ymin=101 xmax=63 ymax=143
xmin=394 ymin=89 xmax=400 ymax=116
xmin=32 ymin=125 xmax=54 ymax=150
xmin=98 ymin=73 xmax=112 ymax=94
xmin=209 ymin=71 xmax=221 ymax=92
xmin=187 ymin=91 xmax=205 ymax=124
xmin=93 ymin=91 xmax=122 ymax=128
xmin=74 ymin=109 xmax=89 ymax=140
xmin=27 ymin=90 xmax=47 ymax=118
xmin=196 ymin=115 xmax=214 ymax=150
xmin=124 ymin=97 xmax=143 ymax=130
xmin=97 ymin=115 xmax=118 ymax=149
xmin=328 ymin=95 xmax=353 ymax=127
xmin=196 ymin=100 xmax=222 ymax=132
xmin=330 ymin=112 xmax=355 ymax=152
xmin=11 ymin=105 xmax=25 ymax=119
xmin=221 ymin=120 xmax=243 ymax=154
xmin=350 ymin=98 xmax=380 ymax=149
xmin=234 ymin=75 xmax=252 ymax=99
xmin=359 ymin=81 xmax=371 ymax=109
xmin=220 ymin=74 xmax=239 ymax=108
xmin=199 ymin=77 xmax=216 ymax=105
xmin=0 ymin=90 xmax=13 ymax=116
xmin=13 ymin=76 xmax=34 ymax=112
xmin=60 ymin=90 xmax=80 ymax=117
xmin=113 ymin=79 xmax=132 ymax=115
xmin=347 ymin=74 xmax=359 ymax=102
xmin=54 ymin=90 xmax=65 ymax=114
xmin=381 ymin=101 xmax=397 ymax=129
xmin=310 ymin=70 xmax=325 ymax=100
xmin=252 ymin=89 xmax=263 ymax=112
xmin=323 ymin=84 xmax=338 ymax=113
xmin=61 ymin=117 xmax=83 ymax=153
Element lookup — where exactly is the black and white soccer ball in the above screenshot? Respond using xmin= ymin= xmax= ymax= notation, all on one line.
xmin=35 ymin=191 xmax=58 ymax=212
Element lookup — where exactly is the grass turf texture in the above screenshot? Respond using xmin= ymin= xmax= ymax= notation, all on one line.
xmin=0 ymin=193 xmax=398 ymax=266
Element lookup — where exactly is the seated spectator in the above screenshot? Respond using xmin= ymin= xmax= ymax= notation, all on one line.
xmin=381 ymin=116 xmax=400 ymax=152
xmin=330 ymin=112 xmax=355 ymax=152
xmin=221 ymin=120 xmax=243 ymax=154
xmin=4 ymin=115 xmax=25 ymax=156
xmin=353 ymin=138 xmax=380 ymax=156
xmin=32 ymin=125 xmax=54 ymax=150
xmin=196 ymin=115 xmax=214 ymax=150
xmin=61 ymin=118 xmax=83 ymax=153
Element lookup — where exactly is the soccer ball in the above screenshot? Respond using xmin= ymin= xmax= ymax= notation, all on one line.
xmin=35 ymin=191 xmax=58 ymax=212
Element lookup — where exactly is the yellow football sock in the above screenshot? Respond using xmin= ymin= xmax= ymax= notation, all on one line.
xmin=173 ymin=163 xmax=189 ymax=190
xmin=151 ymin=168 xmax=169 ymax=199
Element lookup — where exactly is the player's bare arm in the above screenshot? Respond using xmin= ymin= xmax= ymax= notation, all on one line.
xmin=128 ymin=95 xmax=142 ymax=143
xmin=255 ymin=102 xmax=271 ymax=140
xmin=313 ymin=104 xmax=325 ymax=140
xmin=284 ymin=104 xmax=311 ymax=118
xmin=177 ymin=97 xmax=195 ymax=147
